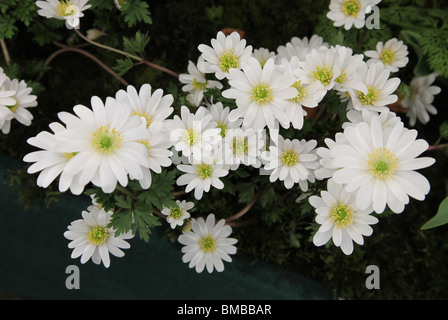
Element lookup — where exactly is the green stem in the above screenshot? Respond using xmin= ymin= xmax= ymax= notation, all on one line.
xmin=116 ymin=185 xmax=139 ymax=201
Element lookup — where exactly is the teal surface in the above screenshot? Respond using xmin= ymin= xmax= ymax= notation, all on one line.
xmin=0 ymin=152 xmax=332 ymax=300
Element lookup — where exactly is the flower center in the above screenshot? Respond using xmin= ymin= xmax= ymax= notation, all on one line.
xmin=251 ymin=82 xmax=273 ymax=105
xmin=170 ymin=207 xmax=184 ymax=219
xmin=6 ymin=97 xmax=18 ymax=113
xmin=311 ymin=66 xmax=334 ymax=86
xmin=56 ymin=0 xmax=78 ymax=17
xmin=92 ymin=124 xmax=123 ymax=155
xmin=182 ymin=128 xmax=200 ymax=146
xmin=358 ymin=85 xmax=381 ymax=106
xmin=137 ymin=139 xmax=151 ymax=156
xmin=216 ymin=120 xmax=227 ymax=137
xmin=380 ymin=48 xmax=396 ymax=65
xmin=331 ymin=202 xmax=354 ymax=228
xmin=131 ymin=111 xmax=152 ymax=128
xmin=232 ymin=137 xmax=248 ymax=155
xmin=281 ymin=150 xmax=299 ymax=167
xmin=368 ymin=147 xmax=398 ymax=181
xmin=64 ymin=152 xmax=78 ymax=161
xmin=290 ymin=81 xmax=307 ymax=103
xmin=199 ymin=234 xmax=217 ymax=253
xmin=218 ymin=49 xmax=240 ymax=73
xmin=196 ymin=163 xmax=213 ymax=179
xmin=192 ymin=78 xmax=208 ymax=91
xmin=335 ymin=68 xmax=348 ymax=84
xmin=87 ymin=226 xmax=109 ymax=245
xmin=342 ymin=0 xmax=361 ymax=17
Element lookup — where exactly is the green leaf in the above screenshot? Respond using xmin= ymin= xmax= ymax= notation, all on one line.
xmin=421 ymin=196 xmax=448 ymax=230
xmin=440 ymin=122 xmax=448 ymax=140
xmin=0 ymin=14 xmax=18 ymax=39
xmin=113 ymin=57 xmax=134 ymax=76
xmin=109 ymin=209 xmax=134 ymax=236
xmin=138 ymin=170 xmax=177 ymax=210
xmin=132 ymin=209 xmax=162 ymax=242
xmin=401 ymin=30 xmax=431 ymax=77
xmin=120 ymin=0 xmax=152 ymax=27
xmin=123 ymin=31 xmax=150 ymax=56
xmin=114 ymin=194 xmax=132 ymax=209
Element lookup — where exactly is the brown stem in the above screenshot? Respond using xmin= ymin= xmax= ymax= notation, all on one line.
xmin=225 ymin=186 xmax=264 ymax=224
xmin=36 ymin=46 xmax=129 ymax=86
xmin=142 ymin=59 xmax=179 ymax=79
xmin=0 ymin=39 xmax=11 ymax=65
xmin=172 ymin=190 xmax=186 ymax=197
xmin=427 ymin=143 xmax=448 ymax=151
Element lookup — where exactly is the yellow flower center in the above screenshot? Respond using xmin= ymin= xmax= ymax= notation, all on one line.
xmin=218 ymin=49 xmax=240 ymax=73
xmin=331 ymin=202 xmax=354 ymax=228
xmin=92 ymin=124 xmax=123 ymax=155
xmin=137 ymin=139 xmax=151 ymax=156
xmin=281 ymin=150 xmax=299 ymax=167
xmin=311 ymin=66 xmax=334 ymax=86
xmin=251 ymin=82 xmax=273 ymax=105
xmin=5 ymin=97 xmax=18 ymax=113
xmin=342 ymin=0 xmax=361 ymax=17
xmin=196 ymin=163 xmax=213 ymax=179
xmin=56 ymin=0 xmax=78 ymax=17
xmin=368 ymin=147 xmax=398 ymax=181
xmin=64 ymin=152 xmax=78 ymax=161
xmin=192 ymin=78 xmax=208 ymax=91
xmin=182 ymin=128 xmax=200 ymax=146
xmin=170 ymin=207 xmax=184 ymax=219
xmin=380 ymin=48 xmax=396 ymax=65
xmin=358 ymin=85 xmax=381 ymax=106
xmin=216 ymin=120 xmax=227 ymax=137
xmin=232 ymin=137 xmax=248 ymax=155
xmin=87 ymin=226 xmax=109 ymax=245
xmin=199 ymin=234 xmax=217 ymax=253
xmin=131 ymin=111 xmax=152 ymax=128
xmin=289 ymin=81 xmax=307 ymax=103
xmin=335 ymin=68 xmax=348 ymax=84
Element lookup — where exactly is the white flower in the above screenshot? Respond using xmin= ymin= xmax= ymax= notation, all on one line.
xmin=330 ymin=114 xmax=435 ymax=213
xmin=167 ymin=105 xmax=221 ymax=163
xmin=252 ymin=47 xmax=276 ymax=67
xmin=346 ymin=61 xmax=400 ymax=113
xmin=401 ymin=73 xmax=441 ymax=126
xmin=197 ymin=31 xmax=253 ymax=80
xmin=179 ymin=57 xmax=223 ymax=107
xmin=23 ymin=121 xmax=86 ymax=194
xmin=176 ymin=157 xmax=229 ymax=200
xmin=261 ymin=134 xmax=319 ymax=190
xmin=35 ymin=0 xmax=91 ymax=29
xmin=365 ymin=38 xmax=409 ymax=73
xmin=276 ymin=35 xmax=328 ymax=62
xmin=64 ymin=205 xmax=134 ymax=268
xmin=333 ymin=45 xmax=366 ymax=93
xmin=55 ymin=96 xmax=150 ymax=193
xmin=207 ymin=102 xmax=243 ymax=138
xmin=222 ymin=57 xmax=297 ymax=130
xmin=342 ymin=108 xmax=403 ymax=130
xmin=0 ymin=77 xmax=38 ymax=134
xmin=310 ymin=178 xmax=379 ymax=255
xmin=327 ymin=0 xmax=381 ymax=30
xmin=0 ymin=68 xmax=16 ymax=127
xmin=314 ymin=132 xmax=348 ymax=180
xmin=221 ymin=127 xmax=264 ymax=170
xmin=294 ymin=46 xmax=341 ymax=91
xmin=161 ymin=200 xmax=194 ymax=229
xmin=115 ymin=84 xmax=174 ymax=129
xmin=178 ymin=213 xmax=237 ymax=273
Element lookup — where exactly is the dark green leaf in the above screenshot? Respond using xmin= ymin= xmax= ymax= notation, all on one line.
xmin=421 ymin=196 xmax=448 ymax=230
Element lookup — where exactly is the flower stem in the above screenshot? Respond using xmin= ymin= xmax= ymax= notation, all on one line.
xmin=0 ymin=39 xmax=11 ymax=65
xmin=116 ymin=185 xmax=139 ymax=201
xmin=427 ymin=143 xmax=448 ymax=151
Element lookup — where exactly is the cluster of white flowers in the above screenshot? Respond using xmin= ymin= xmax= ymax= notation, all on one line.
xmin=36 ymin=0 xmax=91 ymax=29
xmin=0 ymin=68 xmax=37 ymax=134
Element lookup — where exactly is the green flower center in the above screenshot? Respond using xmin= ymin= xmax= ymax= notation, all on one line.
xmin=87 ymin=226 xmax=109 ymax=245
xmin=218 ymin=50 xmax=240 ymax=73
xmin=358 ymin=85 xmax=381 ymax=106
xmin=216 ymin=120 xmax=227 ymax=137
xmin=380 ymin=48 xmax=396 ymax=65
xmin=56 ymin=0 xmax=77 ymax=17
xmin=197 ymin=163 xmax=213 ymax=179
xmin=199 ymin=234 xmax=217 ymax=253
xmin=289 ymin=81 xmax=307 ymax=103
xmin=92 ymin=124 xmax=123 ymax=155
xmin=232 ymin=137 xmax=248 ymax=155
xmin=170 ymin=207 xmax=184 ymax=219
xmin=342 ymin=0 xmax=361 ymax=17
xmin=182 ymin=128 xmax=200 ymax=146
xmin=6 ymin=97 xmax=18 ymax=113
xmin=281 ymin=150 xmax=299 ymax=167
xmin=251 ymin=82 xmax=273 ymax=105
xmin=311 ymin=66 xmax=334 ymax=86
xmin=331 ymin=202 xmax=354 ymax=228
xmin=368 ymin=147 xmax=398 ymax=181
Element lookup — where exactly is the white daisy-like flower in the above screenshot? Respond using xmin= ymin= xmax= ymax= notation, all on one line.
xmin=365 ymin=38 xmax=409 ymax=73
xmin=0 ymin=77 xmax=38 ymax=134
xmin=310 ymin=178 xmax=379 ymax=255
xmin=281 ymin=56 xmax=327 ymax=129
xmin=178 ymin=213 xmax=237 ymax=273
xmin=314 ymin=132 xmax=348 ymax=180
xmin=346 ymin=61 xmax=400 ymax=113
xmin=0 ymin=69 xmax=16 ymax=130
xmin=333 ymin=45 xmax=366 ymax=93
xmin=35 ymin=0 xmax=91 ymax=29
xmin=261 ymin=134 xmax=319 ymax=190
xmin=342 ymin=108 xmax=403 ymax=130
xmin=252 ymin=47 xmax=276 ymax=68
xmin=176 ymin=157 xmax=229 ymax=200
xmin=294 ymin=47 xmax=341 ymax=91
xmin=207 ymin=102 xmax=243 ymax=138
xmin=401 ymin=73 xmax=441 ymax=126
xmin=64 ymin=205 xmax=134 ymax=268
xmin=179 ymin=57 xmax=223 ymax=107
xmin=221 ymin=127 xmax=264 ymax=170
xmin=327 ymin=0 xmax=381 ymax=30
xmin=167 ymin=105 xmax=221 ymax=163
xmin=222 ymin=57 xmax=297 ymax=130
xmin=161 ymin=200 xmax=194 ymax=229
xmin=55 ymin=96 xmax=150 ymax=193
xmin=276 ymin=35 xmax=328 ymax=62
xmin=197 ymin=31 xmax=253 ymax=80
xmin=23 ymin=121 xmax=86 ymax=195
xmin=115 ymin=84 xmax=174 ymax=129
xmin=330 ymin=114 xmax=435 ymax=213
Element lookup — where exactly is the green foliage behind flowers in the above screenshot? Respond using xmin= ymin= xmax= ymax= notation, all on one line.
xmin=0 ymin=0 xmax=448 ymax=299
